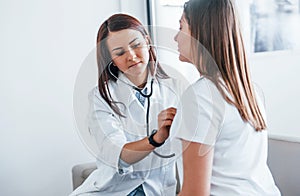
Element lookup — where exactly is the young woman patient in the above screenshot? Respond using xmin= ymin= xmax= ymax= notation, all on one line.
xmin=173 ymin=0 xmax=281 ymax=195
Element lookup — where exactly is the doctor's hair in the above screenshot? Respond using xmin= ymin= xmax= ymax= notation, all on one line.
xmin=96 ymin=13 xmax=168 ymax=116
xmin=183 ymin=0 xmax=266 ymax=131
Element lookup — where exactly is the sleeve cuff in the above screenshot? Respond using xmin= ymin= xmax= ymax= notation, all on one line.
xmin=117 ymin=157 xmax=133 ymax=175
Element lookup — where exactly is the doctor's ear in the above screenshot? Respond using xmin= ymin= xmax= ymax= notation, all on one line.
xmin=144 ymin=36 xmax=151 ymax=50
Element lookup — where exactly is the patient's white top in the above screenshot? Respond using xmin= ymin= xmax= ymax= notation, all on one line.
xmin=173 ymin=77 xmax=281 ymax=195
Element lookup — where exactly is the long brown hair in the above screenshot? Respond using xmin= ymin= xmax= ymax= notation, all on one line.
xmin=184 ymin=0 xmax=266 ymax=131
xmin=96 ymin=13 xmax=168 ymax=116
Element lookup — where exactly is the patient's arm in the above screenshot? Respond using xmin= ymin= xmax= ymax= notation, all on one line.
xmin=178 ymin=140 xmax=214 ymax=196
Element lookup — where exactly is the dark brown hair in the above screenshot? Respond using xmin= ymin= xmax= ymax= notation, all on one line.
xmin=184 ymin=0 xmax=266 ymax=131
xmin=96 ymin=14 xmax=168 ymax=116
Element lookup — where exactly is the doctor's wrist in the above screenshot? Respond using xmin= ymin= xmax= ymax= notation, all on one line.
xmin=153 ymin=134 xmax=165 ymax=144
xmin=149 ymin=129 xmax=165 ymax=147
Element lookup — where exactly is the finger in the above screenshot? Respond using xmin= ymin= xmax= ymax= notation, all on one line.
xmin=167 ymin=107 xmax=177 ymax=111
xmin=161 ymin=107 xmax=177 ymax=115
xmin=159 ymin=109 xmax=176 ymax=119
xmin=164 ymin=113 xmax=176 ymax=120
xmin=165 ymin=107 xmax=177 ymax=114
xmin=161 ymin=119 xmax=174 ymax=127
xmin=158 ymin=114 xmax=175 ymax=123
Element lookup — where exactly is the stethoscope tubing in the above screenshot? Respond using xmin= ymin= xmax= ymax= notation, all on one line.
xmin=107 ymin=51 xmax=175 ymax=158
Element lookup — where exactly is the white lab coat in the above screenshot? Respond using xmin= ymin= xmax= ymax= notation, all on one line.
xmin=70 ymin=73 xmax=184 ymax=196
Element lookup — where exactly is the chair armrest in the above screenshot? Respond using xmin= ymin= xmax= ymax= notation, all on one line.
xmin=72 ymin=162 xmax=97 ymax=190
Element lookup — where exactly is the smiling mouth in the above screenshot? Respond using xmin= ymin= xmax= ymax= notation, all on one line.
xmin=129 ymin=62 xmax=141 ymax=68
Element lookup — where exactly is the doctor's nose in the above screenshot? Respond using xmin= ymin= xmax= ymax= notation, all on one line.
xmin=127 ymin=48 xmax=137 ymax=61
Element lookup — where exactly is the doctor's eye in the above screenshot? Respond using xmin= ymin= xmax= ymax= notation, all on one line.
xmin=115 ymin=50 xmax=126 ymax=56
xmin=131 ymin=43 xmax=141 ymax=49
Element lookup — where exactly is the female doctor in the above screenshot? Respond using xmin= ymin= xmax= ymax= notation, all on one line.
xmin=70 ymin=14 xmax=183 ymax=196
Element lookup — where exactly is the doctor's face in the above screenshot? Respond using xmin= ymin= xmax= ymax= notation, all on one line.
xmin=174 ymin=14 xmax=192 ymax=63
xmin=107 ymin=29 xmax=150 ymax=80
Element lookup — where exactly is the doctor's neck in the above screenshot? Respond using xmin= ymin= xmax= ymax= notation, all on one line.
xmin=125 ymin=68 xmax=148 ymax=89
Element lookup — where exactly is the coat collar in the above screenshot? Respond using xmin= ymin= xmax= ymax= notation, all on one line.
xmin=114 ymin=72 xmax=157 ymax=107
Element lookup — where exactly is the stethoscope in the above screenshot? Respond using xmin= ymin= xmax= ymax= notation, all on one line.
xmin=107 ymin=47 xmax=175 ymax=159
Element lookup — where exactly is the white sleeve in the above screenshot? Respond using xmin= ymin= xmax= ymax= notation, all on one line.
xmin=88 ymin=88 xmax=132 ymax=175
xmin=173 ymin=78 xmax=225 ymax=146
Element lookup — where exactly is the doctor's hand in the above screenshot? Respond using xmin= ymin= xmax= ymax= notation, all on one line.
xmin=154 ymin=107 xmax=177 ymax=144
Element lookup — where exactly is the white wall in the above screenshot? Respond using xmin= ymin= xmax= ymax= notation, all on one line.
xmin=0 ymin=0 xmax=121 ymax=196
xmin=250 ymin=51 xmax=300 ymax=139
xmin=237 ymin=0 xmax=300 ymax=140
xmin=120 ymin=0 xmax=148 ymax=24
